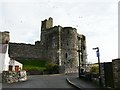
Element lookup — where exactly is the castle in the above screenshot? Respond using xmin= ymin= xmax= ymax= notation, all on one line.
xmin=8 ymin=17 xmax=87 ymax=73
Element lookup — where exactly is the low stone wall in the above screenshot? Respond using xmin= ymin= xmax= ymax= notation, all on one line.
xmin=2 ymin=71 xmax=27 ymax=83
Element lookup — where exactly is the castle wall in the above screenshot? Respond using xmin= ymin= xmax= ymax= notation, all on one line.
xmin=41 ymin=26 xmax=60 ymax=63
xmin=78 ymin=34 xmax=87 ymax=69
xmin=8 ymin=43 xmax=43 ymax=60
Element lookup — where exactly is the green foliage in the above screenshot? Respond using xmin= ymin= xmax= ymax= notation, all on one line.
xmin=45 ymin=62 xmax=59 ymax=74
xmin=19 ymin=60 xmax=46 ymax=67
xmin=19 ymin=60 xmax=46 ymax=71
xmin=23 ymin=65 xmax=46 ymax=71
xmin=19 ymin=59 xmax=59 ymax=74
xmin=90 ymin=65 xmax=99 ymax=74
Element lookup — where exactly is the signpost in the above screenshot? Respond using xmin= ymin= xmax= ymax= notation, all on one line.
xmin=93 ymin=47 xmax=102 ymax=86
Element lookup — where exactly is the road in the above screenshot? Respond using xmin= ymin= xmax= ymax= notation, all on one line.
xmin=2 ymin=74 xmax=77 ymax=88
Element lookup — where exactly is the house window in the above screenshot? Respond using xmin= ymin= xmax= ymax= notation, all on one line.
xmin=9 ymin=65 xmax=13 ymax=71
xmin=15 ymin=66 xmax=19 ymax=72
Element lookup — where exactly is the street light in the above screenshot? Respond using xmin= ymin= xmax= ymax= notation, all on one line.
xmin=92 ymin=47 xmax=102 ymax=86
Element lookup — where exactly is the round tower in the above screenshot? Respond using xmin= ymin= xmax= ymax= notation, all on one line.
xmin=60 ymin=27 xmax=79 ymax=73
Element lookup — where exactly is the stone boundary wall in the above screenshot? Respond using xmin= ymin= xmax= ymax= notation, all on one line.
xmin=2 ymin=71 xmax=27 ymax=83
xmin=100 ymin=63 xmax=105 ymax=87
xmin=112 ymin=59 xmax=120 ymax=88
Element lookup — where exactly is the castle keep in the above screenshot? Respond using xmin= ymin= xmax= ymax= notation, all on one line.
xmin=9 ymin=17 xmax=87 ymax=73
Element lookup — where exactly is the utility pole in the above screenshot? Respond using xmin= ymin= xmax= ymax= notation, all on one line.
xmin=93 ymin=47 xmax=102 ymax=86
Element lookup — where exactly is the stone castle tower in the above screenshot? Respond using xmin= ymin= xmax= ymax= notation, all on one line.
xmin=8 ymin=17 xmax=87 ymax=73
xmin=37 ymin=17 xmax=87 ymax=73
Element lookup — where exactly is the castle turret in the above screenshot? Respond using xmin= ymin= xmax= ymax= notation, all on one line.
xmin=41 ymin=17 xmax=53 ymax=31
xmin=60 ymin=27 xmax=79 ymax=73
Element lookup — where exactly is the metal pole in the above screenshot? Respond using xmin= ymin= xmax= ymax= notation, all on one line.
xmin=97 ymin=48 xmax=102 ymax=87
xmin=93 ymin=47 xmax=102 ymax=86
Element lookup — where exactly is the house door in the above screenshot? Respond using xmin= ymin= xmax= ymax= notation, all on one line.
xmin=15 ymin=66 xmax=19 ymax=72
xmin=9 ymin=65 xmax=13 ymax=71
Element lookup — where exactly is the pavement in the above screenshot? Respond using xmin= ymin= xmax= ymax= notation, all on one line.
xmin=66 ymin=75 xmax=113 ymax=90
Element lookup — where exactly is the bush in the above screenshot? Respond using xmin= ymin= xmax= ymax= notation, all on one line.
xmin=45 ymin=62 xmax=59 ymax=74
xmin=90 ymin=65 xmax=99 ymax=74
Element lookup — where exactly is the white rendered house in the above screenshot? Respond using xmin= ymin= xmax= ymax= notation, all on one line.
xmin=0 ymin=44 xmax=10 ymax=73
xmin=0 ymin=44 xmax=23 ymax=73
xmin=0 ymin=31 xmax=23 ymax=73
xmin=9 ymin=58 xmax=23 ymax=72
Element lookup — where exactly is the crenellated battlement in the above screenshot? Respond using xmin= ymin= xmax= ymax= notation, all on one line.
xmin=41 ymin=17 xmax=53 ymax=31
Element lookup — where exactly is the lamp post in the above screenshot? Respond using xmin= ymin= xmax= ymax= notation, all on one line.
xmin=93 ymin=47 xmax=102 ymax=86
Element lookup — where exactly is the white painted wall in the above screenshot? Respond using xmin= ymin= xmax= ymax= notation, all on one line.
xmin=0 ymin=53 xmax=5 ymax=73
xmin=0 ymin=44 xmax=10 ymax=73
xmin=3 ymin=44 xmax=10 ymax=71
xmin=0 ymin=44 xmax=23 ymax=73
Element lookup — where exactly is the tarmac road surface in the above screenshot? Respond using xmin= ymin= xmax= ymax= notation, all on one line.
xmin=2 ymin=74 xmax=75 ymax=88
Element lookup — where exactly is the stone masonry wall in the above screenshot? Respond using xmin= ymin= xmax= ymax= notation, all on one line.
xmin=8 ymin=43 xmax=43 ymax=60
xmin=61 ymin=27 xmax=78 ymax=73
xmin=112 ymin=59 xmax=120 ymax=88
xmin=2 ymin=71 xmax=27 ymax=83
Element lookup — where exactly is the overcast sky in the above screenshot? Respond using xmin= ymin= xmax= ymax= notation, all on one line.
xmin=0 ymin=0 xmax=118 ymax=63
